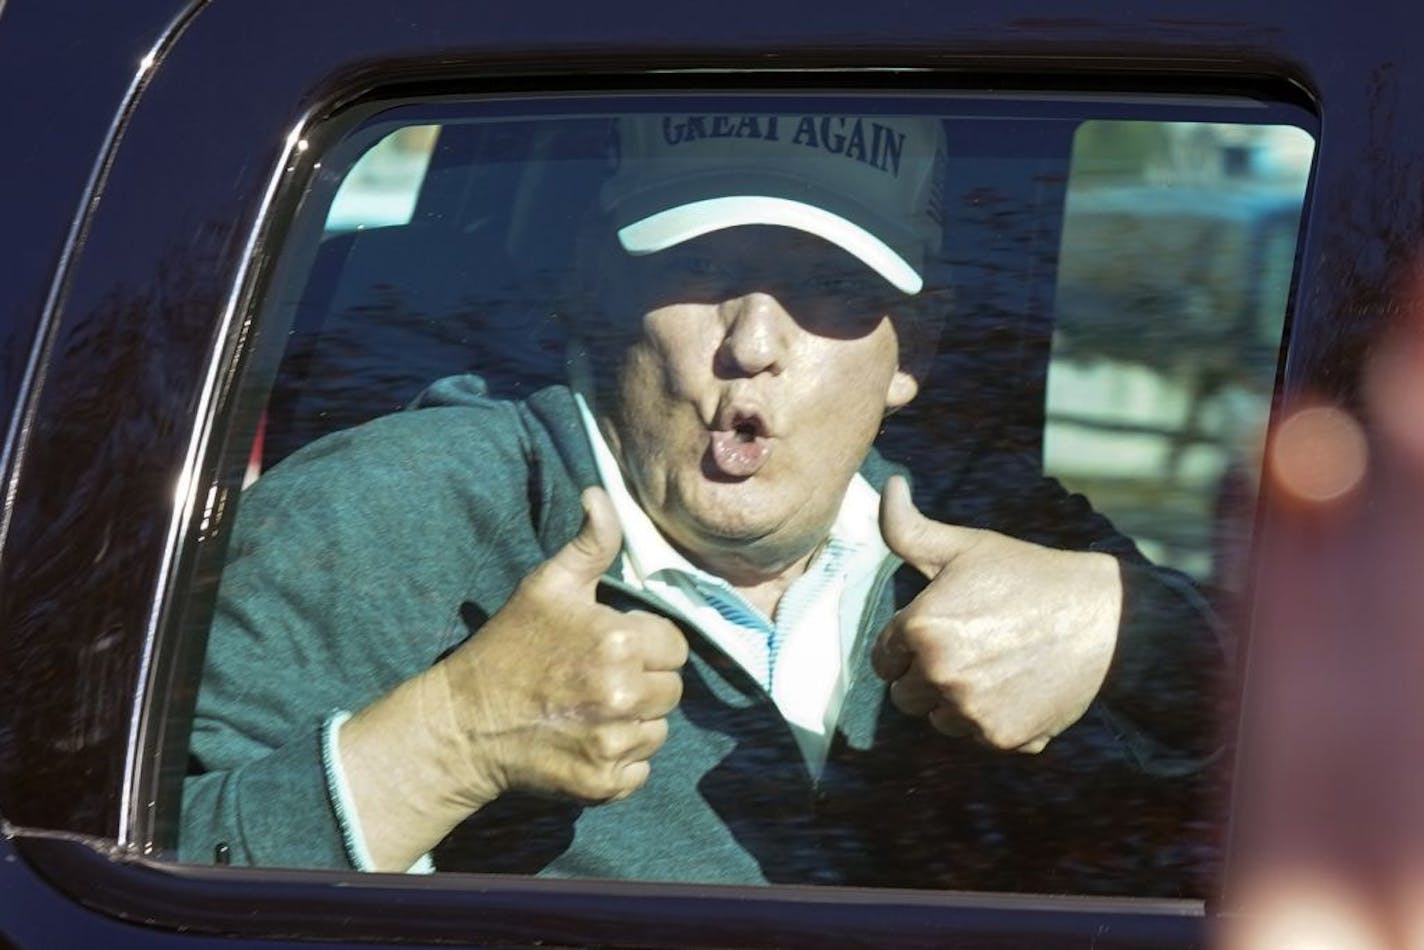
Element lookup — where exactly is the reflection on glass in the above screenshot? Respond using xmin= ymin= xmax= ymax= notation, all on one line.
xmin=175 ymin=103 xmax=1315 ymax=899
xmin=1046 ymin=121 xmax=1312 ymax=587
xmin=325 ymin=125 xmax=440 ymax=233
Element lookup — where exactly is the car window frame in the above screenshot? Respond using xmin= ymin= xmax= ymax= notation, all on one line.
xmin=148 ymin=83 xmax=1309 ymax=943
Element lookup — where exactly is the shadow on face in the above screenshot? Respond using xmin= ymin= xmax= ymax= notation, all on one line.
xmin=571 ymin=225 xmax=943 ymax=383
xmin=620 ymin=227 xmax=905 ymax=340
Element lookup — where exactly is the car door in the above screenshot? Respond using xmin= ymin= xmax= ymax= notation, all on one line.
xmin=3 ymin=0 xmax=1420 ymax=945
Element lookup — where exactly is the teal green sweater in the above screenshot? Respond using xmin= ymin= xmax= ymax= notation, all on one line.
xmin=180 ymin=379 xmax=1220 ymax=889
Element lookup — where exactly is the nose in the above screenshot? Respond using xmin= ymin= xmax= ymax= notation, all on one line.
xmin=715 ymin=292 xmax=791 ymax=378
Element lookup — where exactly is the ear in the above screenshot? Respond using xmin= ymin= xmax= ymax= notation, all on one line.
xmin=885 ymin=294 xmax=944 ymax=412
xmin=885 ymin=367 xmax=920 ymax=412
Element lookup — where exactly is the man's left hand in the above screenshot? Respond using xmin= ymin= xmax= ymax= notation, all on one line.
xmin=871 ymin=475 xmax=1123 ymax=753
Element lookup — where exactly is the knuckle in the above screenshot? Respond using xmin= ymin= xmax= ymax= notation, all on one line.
xmin=591 ymin=725 xmax=629 ymax=761
xmin=977 ymin=720 xmax=1023 ymax=751
xmin=918 ymin=660 xmax=957 ymax=693
xmin=928 ymin=709 xmax=973 ymax=739
xmin=889 ymin=693 xmax=919 ymax=718
xmin=594 ymin=627 xmax=633 ymax=663
xmin=897 ymin=613 xmax=942 ymax=652
xmin=888 ymin=677 xmax=917 ymax=706
xmin=644 ymin=717 xmax=670 ymax=749
xmin=890 ymin=680 xmax=936 ymax=717
xmin=595 ymin=679 xmax=638 ymax=717
xmin=619 ymin=762 xmax=652 ymax=796
xmin=952 ymin=690 xmax=984 ymax=722
xmin=664 ymin=628 xmax=691 ymax=666
xmin=587 ymin=775 xmax=622 ymax=802
xmin=634 ymin=616 xmax=689 ymax=662
xmin=572 ymin=764 xmax=623 ymax=802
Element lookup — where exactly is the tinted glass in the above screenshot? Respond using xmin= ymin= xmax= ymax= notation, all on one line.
xmin=168 ymin=95 xmax=1313 ymax=898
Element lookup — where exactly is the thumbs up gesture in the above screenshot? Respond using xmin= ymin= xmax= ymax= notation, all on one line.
xmin=336 ymin=487 xmax=689 ymax=872
xmin=871 ymin=476 xmax=1123 ymax=753
xmin=437 ymin=486 xmax=689 ymax=804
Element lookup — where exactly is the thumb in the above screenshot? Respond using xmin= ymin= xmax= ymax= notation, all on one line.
xmin=544 ymin=486 xmax=623 ymax=590
xmin=879 ymin=475 xmax=978 ymax=578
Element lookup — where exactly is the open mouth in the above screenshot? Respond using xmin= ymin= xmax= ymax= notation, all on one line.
xmin=707 ymin=409 xmax=773 ymax=478
xmin=732 ymin=412 xmax=766 ymax=442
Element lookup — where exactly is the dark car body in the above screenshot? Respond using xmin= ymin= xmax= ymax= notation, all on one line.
xmin=2 ymin=0 xmax=1421 ymax=945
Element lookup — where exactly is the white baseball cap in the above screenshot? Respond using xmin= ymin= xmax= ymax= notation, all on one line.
xmin=601 ymin=113 xmax=946 ymax=295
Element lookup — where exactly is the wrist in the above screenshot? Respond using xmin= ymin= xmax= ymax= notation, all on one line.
xmin=337 ymin=664 xmax=503 ymax=871
xmin=421 ymin=656 xmax=509 ymax=810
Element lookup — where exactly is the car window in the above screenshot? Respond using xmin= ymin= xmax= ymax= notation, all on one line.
xmin=1046 ymin=120 xmax=1311 ymax=593
xmin=165 ymin=93 xmax=1314 ymax=898
xmin=324 ymin=125 xmax=440 ymax=235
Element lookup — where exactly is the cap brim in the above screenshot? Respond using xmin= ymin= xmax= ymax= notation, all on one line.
xmin=616 ymin=196 xmax=924 ymax=295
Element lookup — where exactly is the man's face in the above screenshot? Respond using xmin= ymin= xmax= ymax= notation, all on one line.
xmin=594 ymin=226 xmax=921 ymax=579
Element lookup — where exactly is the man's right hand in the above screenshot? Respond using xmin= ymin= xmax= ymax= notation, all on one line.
xmin=338 ymin=487 xmax=687 ymax=871
xmin=438 ymin=486 xmax=688 ymax=805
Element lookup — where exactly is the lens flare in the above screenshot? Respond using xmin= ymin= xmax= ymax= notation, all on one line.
xmin=1268 ymin=405 xmax=1368 ymax=504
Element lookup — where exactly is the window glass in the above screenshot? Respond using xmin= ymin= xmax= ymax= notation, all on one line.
xmin=1045 ymin=121 xmax=1312 ymax=587
xmin=325 ymin=125 xmax=440 ymax=233
xmin=170 ymin=95 xmax=1314 ymax=898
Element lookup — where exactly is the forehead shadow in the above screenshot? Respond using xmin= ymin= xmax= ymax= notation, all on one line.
xmin=628 ymin=227 xmax=909 ymax=324
xmin=683 ymin=224 xmax=881 ymax=274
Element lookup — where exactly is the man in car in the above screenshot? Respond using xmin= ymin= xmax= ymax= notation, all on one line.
xmin=182 ymin=112 xmax=1219 ymax=884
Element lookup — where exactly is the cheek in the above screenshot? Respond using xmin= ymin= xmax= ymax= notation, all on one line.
xmin=617 ymin=340 xmax=682 ymax=412
xmin=791 ymin=366 xmax=894 ymax=474
xmin=816 ymin=337 xmax=902 ymax=416
xmin=831 ymin=393 xmax=892 ymax=466
xmin=641 ymin=311 xmax=722 ymax=397
xmin=609 ymin=342 xmax=702 ymax=465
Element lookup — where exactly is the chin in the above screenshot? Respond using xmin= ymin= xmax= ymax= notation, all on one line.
xmin=682 ymin=494 xmax=818 ymax=553
xmin=663 ymin=470 xmax=829 ymax=558
xmin=685 ymin=510 xmax=778 ymax=546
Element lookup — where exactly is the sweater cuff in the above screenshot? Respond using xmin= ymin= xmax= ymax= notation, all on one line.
xmin=323 ymin=711 xmax=435 ymax=874
xmin=1098 ymin=560 xmax=1227 ymax=771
